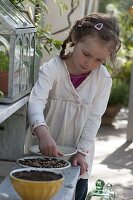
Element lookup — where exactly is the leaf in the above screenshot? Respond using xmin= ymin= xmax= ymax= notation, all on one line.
xmin=36 ymin=47 xmax=43 ymax=58
xmin=41 ymin=2 xmax=48 ymax=13
xmin=52 ymin=40 xmax=62 ymax=50
xmin=0 ymin=91 xmax=4 ymax=98
xmin=9 ymin=0 xmax=67 ymax=56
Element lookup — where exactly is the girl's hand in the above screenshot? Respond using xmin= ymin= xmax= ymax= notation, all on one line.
xmin=34 ymin=126 xmax=63 ymax=157
xmin=71 ymin=152 xmax=88 ymax=175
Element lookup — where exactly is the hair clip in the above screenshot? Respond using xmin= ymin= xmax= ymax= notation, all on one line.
xmin=95 ymin=23 xmax=103 ymax=30
xmin=78 ymin=20 xmax=85 ymax=27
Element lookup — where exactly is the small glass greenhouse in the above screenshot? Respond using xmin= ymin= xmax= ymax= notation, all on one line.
xmin=0 ymin=0 xmax=36 ymax=103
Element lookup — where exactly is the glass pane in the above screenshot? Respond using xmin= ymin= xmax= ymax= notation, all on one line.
xmin=0 ymin=21 xmax=7 ymax=31
xmin=0 ymin=35 xmax=9 ymax=97
xmin=30 ymin=34 xmax=35 ymax=85
xmin=13 ymin=36 xmax=22 ymax=96
xmin=0 ymin=0 xmax=34 ymax=28
xmin=21 ymin=35 xmax=30 ymax=92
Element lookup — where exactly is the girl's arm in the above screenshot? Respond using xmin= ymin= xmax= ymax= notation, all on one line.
xmin=28 ymin=61 xmax=63 ymax=156
xmin=28 ymin=64 xmax=55 ymax=130
xmin=75 ymin=76 xmax=112 ymax=174
xmin=34 ymin=125 xmax=63 ymax=156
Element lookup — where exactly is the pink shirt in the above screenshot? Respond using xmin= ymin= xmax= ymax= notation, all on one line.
xmin=70 ymin=72 xmax=91 ymax=88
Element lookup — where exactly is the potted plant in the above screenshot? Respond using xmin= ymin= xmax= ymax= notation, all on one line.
xmin=0 ymin=91 xmax=4 ymax=98
xmin=102 ymin=79 xmax=129 ymax=125
xmin=99 ymin=1 xmax=133 ymax=126
xmin=102 ymin=60 xmax=132 ymax=125
xmin=0 ymin=51 xmax=9 ymax=95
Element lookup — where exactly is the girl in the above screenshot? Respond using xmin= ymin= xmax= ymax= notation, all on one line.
xmin=28 ymin=13 xmax=121 ymax=200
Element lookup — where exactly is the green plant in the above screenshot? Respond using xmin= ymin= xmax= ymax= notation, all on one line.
xmin=36 ymin=29 xmax=63 ymax=57
xmin=0 ymin=91 xmax=4 ymax=98
xmin=9 ymin=0 xmax=80 ymax=56
xmin=99 ymin=1 xmax=133 ymax=108
xmin=107 ymin=58 xmax=132 ymax=107
xmin=0 ymin=51 xmax=9 ymax=71
xmin=108 ymin=78 xmax=129 ymax=107
xmin=9 ymin=0 xmax=68 ymax=56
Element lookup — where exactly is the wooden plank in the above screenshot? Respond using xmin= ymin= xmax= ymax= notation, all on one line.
xmin=0 ymin=177 xmax=5 ymax=184
xmin=0 ymin=96 xmax=29 ymax=124
xmin=0 ymin=166 xmax=80 ymax=200
xmin=0 ymin=161 xmax=16 ymax=176
xmin=0 ymin=105 xmax=27 ymax=160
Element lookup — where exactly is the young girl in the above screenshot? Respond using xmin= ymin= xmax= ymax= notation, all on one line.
xmin=28 ymin=13 xmax=121 ymax=200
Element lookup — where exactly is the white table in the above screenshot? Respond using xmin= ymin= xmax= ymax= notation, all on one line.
xmin=0 ymin=96 xmax=81 ymax=200
xmin=0 ymin=96 xmax=29 ymax=124
xmin=0 ymin=166 xmax=80 ymax=200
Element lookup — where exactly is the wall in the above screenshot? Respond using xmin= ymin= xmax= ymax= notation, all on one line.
xmin=40 ymin=0 xmax=86 ymax=64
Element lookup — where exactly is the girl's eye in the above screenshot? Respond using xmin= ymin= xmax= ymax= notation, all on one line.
xmin=83 ymin=52 xmax=90 ymax=56
xmin=97 ymin=59 xmax=103 ymax=63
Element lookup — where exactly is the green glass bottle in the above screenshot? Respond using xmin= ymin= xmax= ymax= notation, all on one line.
xmin=105 ymin=183 xmax=115 ymax=200
xmin=86 ymin=179 xmax=114 ymax=200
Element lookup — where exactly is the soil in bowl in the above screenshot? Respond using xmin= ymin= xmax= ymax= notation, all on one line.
xmin=12 ymin=170 xmax=63 ymax=181
xmin=18 ymin=157 xmax=69 ymax=168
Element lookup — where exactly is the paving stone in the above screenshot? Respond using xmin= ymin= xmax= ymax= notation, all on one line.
xmin=88 ymin=108 xmax=133 ymax=200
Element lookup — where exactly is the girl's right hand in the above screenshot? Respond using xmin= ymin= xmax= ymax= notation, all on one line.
xmin=34 ymin=126 xmax=63 ymax=157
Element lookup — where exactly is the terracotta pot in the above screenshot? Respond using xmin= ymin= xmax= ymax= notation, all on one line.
xmin=0 ymin=71 xmax=8 ymax=96
xmin=102 ymin=105 xmax=121 ymax=125
xmin=128 ymin=6 xmax=133 ymax=16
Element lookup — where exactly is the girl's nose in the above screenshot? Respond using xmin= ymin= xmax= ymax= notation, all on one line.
xmin=85 ymin=59 xmax=95 ymax=69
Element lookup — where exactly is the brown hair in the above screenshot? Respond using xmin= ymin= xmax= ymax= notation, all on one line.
xmin=60 ymin=13 xmax=121 ymax=69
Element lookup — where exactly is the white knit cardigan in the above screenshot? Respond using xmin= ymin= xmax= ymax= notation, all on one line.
xmin=28 ymin=56 xmax=112 ymax=179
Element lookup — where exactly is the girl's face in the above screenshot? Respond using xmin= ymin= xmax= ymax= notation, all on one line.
xmin=67 ymin=36 xmax=114 ymax=75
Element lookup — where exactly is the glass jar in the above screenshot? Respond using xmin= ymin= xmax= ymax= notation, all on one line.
xmin=105 ymin=183 xmax=115 ymax=200
xmin=86 ymin=179 xmax=115 ymax=200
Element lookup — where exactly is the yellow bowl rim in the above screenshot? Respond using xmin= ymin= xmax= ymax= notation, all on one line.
xmin=10 ymin=167 xmax=64 ymax=183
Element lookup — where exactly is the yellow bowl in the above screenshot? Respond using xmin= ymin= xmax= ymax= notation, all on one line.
xmin=10 ymin=168 xmax=64 ymax=200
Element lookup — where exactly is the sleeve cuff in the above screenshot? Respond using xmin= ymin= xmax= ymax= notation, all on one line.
xmin=76 ymin=144 xmax=89 ymax=156
xmin=31 ymin=120 xmax=49 ymax=135
xmin=77 ymin=149 xmax=89 ymax=156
